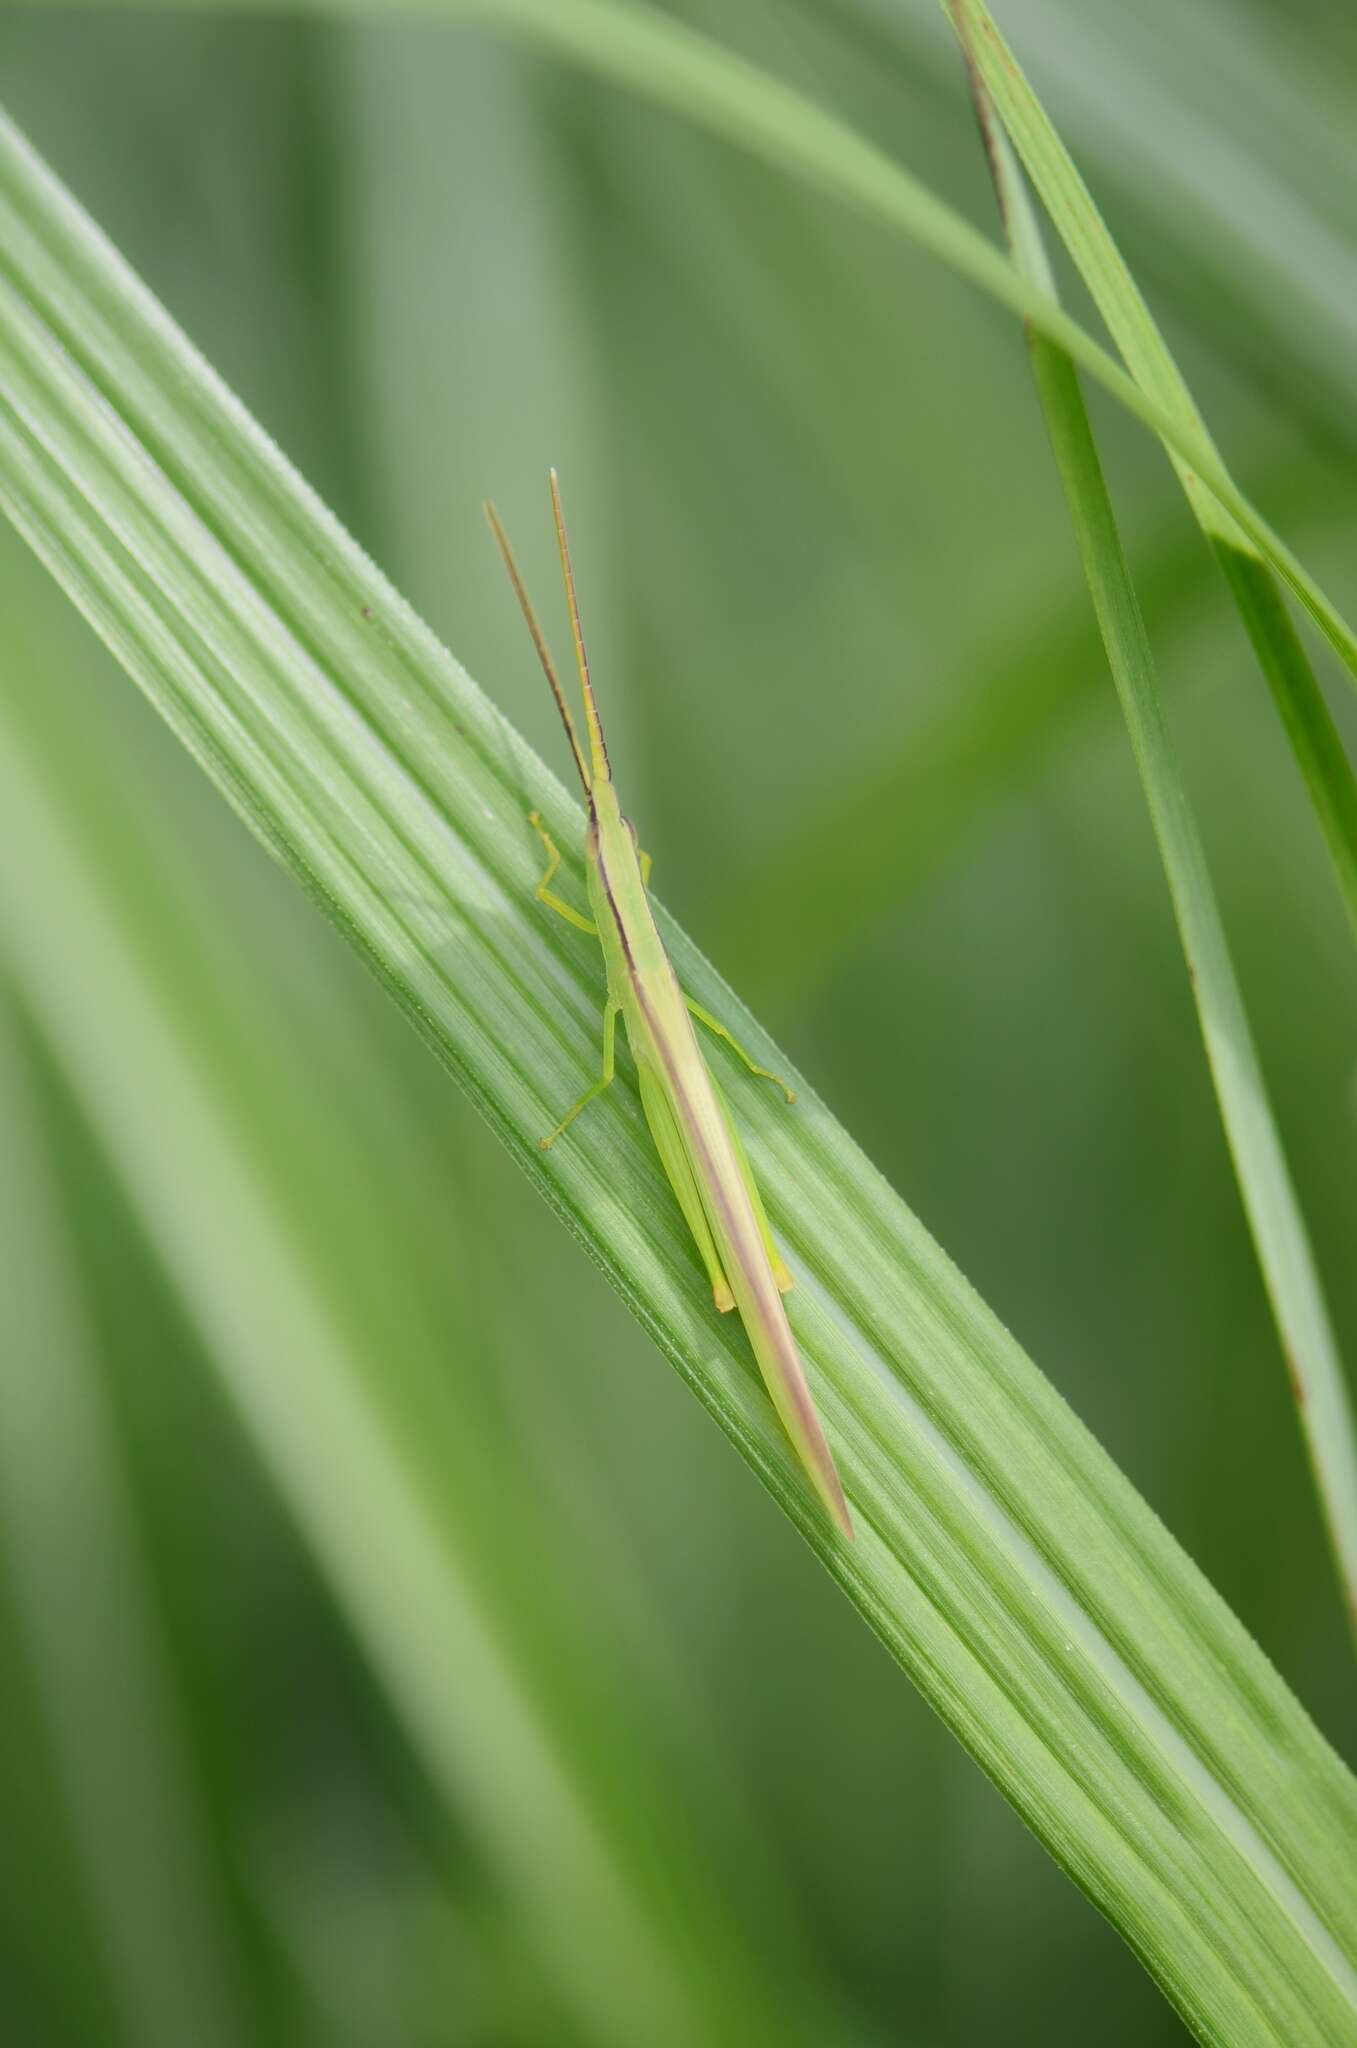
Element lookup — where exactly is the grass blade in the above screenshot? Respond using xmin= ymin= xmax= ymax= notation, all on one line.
xmin=0 ymin=105 xmax=1355 ymax=2046
xmin=821 ymin=0 xmax=1357 ymax=459
xmin=964 ymin=62 xmax=1357 ymax=1649
xmin=945 ymin=0 xmax=1357 ymax=945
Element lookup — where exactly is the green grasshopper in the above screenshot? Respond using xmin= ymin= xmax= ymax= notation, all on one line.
xmin=486 ymin=474 xmax=853 ymax=1540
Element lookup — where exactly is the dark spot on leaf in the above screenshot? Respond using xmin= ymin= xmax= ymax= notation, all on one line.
xmin=1284 ymin=1347 xmax=1304 ymax=1406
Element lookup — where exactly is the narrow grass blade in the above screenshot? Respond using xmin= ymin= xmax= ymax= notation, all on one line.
xmin=0 ymin=107 xmax=1355 ymax=2047
xmin=963 ymin=68 xmax=1357 ymax=1648
xmin=945 ymin=0 xmax=1357 ymax=945
xmin=828 ymin=0 xmax=1357 ymax=458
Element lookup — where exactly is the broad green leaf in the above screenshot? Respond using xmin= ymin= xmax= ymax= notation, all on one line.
xmin=0 ymin=107 xmax=1354 ymax=2048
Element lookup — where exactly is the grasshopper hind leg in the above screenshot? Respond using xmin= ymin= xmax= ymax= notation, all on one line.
xmin=636 ymin=1063 xmax=736 ymax=1312
xmin=685 ymin=997 xmax=795 ymax=1103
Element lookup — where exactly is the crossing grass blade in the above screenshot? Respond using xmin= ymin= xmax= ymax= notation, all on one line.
xmin=963 ymin=57 xmax=1357 ymax=1649
xmin=944 ymin=0 xmax=1357 ymax=946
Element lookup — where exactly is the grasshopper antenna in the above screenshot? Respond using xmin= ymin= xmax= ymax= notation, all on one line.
xmin=549 ymin=469 xmax=611 ymax=786
xmin=485 ymin=496 xmax=592 ymax=795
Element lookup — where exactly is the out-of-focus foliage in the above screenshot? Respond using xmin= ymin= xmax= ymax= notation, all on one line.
xmin=0 ymin=5 xmax=1354 ymax=2046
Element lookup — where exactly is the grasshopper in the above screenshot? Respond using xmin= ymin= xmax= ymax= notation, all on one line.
xmin=487 ymin=475 xmax=853 ymax=1539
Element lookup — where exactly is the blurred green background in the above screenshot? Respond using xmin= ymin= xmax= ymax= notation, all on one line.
xmin=1 ymin=4 xmax=1355 ymax=2043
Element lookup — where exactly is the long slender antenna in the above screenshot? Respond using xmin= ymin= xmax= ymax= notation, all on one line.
xmin=484 ymin=497 xmax=592 ymax=794
xmin=549 ymin=469 xmax=611 ymax=785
